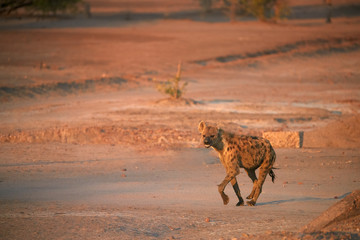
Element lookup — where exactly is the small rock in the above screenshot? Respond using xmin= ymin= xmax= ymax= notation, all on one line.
xmin=121 ymin=174 xmax=127 ymax=178
xmin=205 ymin=217 xmax=210 ymax=222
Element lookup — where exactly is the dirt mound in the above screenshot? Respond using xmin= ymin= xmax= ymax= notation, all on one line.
xmin=0 ymin=125 xmax=197 ymax=151
xmin=155 ymin=97 xmax=200 ymax=106
xmin=192 ymin=37 xmax=360 ymax=66
xmin=262 ymin=131 xmax=303 ymax=148
xmin=303 ymin=115 xmax=360 ymax=148
xmin=301 ymin=189 xmax=360 ymax=234
xmin=0 ymin=77 xmax=129 ymax=102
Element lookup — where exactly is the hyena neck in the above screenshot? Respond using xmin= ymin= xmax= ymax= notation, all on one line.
xmin=211 ymin=129 xmax=225 ymax=152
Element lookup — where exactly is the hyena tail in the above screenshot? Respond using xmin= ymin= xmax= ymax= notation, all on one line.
xmin=269 ymin=169 xmax=276 ymax=183
xmin=269 ymin=149 xmax=276 ymax=183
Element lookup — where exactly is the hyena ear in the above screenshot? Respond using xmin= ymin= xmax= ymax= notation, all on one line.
xmin=198 ymin=121 xmax=206 ymax=133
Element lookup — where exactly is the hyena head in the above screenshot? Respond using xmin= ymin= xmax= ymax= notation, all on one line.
xmin=198 ymin=121 xmax=220 ymax=148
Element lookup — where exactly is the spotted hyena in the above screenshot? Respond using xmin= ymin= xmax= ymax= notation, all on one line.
xmin=198 ymin=121 xmax=276 ymax=206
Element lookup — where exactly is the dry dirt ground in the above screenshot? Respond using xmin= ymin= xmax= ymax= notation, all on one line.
xmin=1 ymin=1 xmax=360 ymax=239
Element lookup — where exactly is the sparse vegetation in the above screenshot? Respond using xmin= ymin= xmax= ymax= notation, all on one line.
xmin=243 ymin=0 xmax=290 ymax=21
xmin=0 ymin=0 xmax=82 ymax=16
xmin=199 ymin=0 xmax=214 ymax=13
xmin=198 ymin=0 xmax=290 ymax=22
xmin=156 ymin=61 xmax=188 ymax=100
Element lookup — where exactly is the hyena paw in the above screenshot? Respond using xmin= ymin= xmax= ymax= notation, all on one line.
xmin=222 ymin=194 xmax=229 ymax=205
xmin=236 ymin=198 xmax=244 ymax=206
xmin=246 ymin=200 xmax=256 ymax=206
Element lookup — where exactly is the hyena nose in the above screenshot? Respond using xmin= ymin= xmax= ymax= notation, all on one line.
xmin=204 ymin=138 xmax=210 ymax=145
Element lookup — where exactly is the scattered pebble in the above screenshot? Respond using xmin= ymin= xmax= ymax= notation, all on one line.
xmin=205 ymin=217 xmax=210 ymax=223
xmin=121 ymin=174 xmax=127 ymax=178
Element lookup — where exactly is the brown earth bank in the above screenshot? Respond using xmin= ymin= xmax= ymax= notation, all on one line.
xmin=301 ymin=190 xmax=360 ymax=233
xmin=1 ymin=0 xmax=360 ymax=239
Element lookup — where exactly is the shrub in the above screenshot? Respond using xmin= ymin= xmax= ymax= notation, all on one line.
xmin=243 ymin=0 xmax=290 ymax=22
xmin=156 ymin=61 xmax=188 ymax=100
xmin=31 ymin=0 xmax=81 ymax=15
xmin=198 ymin=0 xmax=290 ymax=22
xmin=199 ymin=0 xmax=214 ymax=13
xmin=0 ymin=0 xmax=82 ymax=16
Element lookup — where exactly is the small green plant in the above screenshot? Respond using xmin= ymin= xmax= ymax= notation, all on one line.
xmin=156 ymin=61 xmax=188 ymax=100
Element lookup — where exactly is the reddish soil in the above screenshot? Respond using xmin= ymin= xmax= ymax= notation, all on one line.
xmin=1 ymin=0 xmax=360 ymax=239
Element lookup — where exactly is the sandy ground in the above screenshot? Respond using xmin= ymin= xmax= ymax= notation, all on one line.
xmin=1 ymin=1 xmax=360 ymax=239
xmin=0 ymin=145 xmax=359 ymax=239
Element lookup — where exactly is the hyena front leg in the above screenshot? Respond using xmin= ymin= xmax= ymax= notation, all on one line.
xmin=218 ymin=175 xmax=231 ymax=205
xmin=230 ymin=178 xmax=244 ymax=206
xmin=218 ymin=164 xmax=240 ymax=205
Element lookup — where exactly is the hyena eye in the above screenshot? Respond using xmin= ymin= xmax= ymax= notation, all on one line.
xmin=203 ymin=135 xmax=206 ymax=138
xmin=210 ymin=135 xmax=215 ymax=138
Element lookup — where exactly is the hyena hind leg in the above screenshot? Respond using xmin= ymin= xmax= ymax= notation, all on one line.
xmin=247 ymin=168 xmax=270 ymax=206
xmin=245 ymin=169 xmax=258 ymax=200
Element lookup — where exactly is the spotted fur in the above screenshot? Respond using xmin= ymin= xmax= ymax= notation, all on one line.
xmin=198 ymin=121 xmax=276 ymax=206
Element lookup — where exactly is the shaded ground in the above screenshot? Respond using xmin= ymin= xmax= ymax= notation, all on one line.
xmin=1 ymin=0 xmax=360 ymax=239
